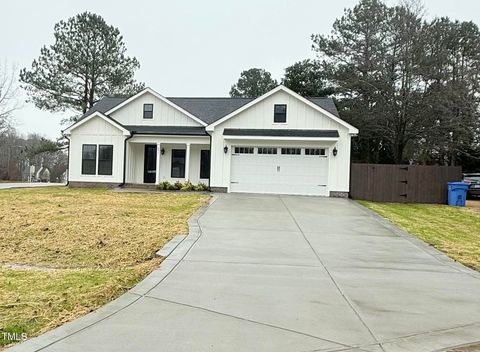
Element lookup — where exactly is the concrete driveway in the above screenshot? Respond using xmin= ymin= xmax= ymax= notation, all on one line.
xmin=9 ymin=194 xmax=480 ymax=352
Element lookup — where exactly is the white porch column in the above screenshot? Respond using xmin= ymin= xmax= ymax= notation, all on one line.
xmin=185 ymin=143 xmax=191 ymax=181
xmin=155 ymin=142 xmax=161 ymax=184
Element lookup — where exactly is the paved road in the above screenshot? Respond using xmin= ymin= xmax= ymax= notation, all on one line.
xmin=9 ymin=194 xmax=480 ymax=352
xmin=0 ymin=182 xmax=65 ymax=189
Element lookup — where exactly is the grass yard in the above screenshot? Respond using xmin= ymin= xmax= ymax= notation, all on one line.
xmin=360 ymin=201 xmax=480 ymax=271
xmin=0 ymin=187 xmax=208 ymax=348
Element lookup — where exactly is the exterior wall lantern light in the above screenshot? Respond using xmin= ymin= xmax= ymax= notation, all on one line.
xmin=161 ymin=148 xmax=165 ymax=155
xmin=333 ymin=147 xmax=338 ymax=157
xmin=224 ymin=146 xmax=228 ymax=154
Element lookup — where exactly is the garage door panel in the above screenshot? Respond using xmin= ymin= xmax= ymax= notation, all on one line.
xmin=230 ymin=149 xmax=328 ymax=196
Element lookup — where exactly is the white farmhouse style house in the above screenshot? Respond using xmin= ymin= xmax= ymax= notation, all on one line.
xmin=63 ymin=85 xmax=358 ymax=197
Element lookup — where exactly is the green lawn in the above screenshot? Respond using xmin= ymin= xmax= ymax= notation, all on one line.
xmin=359 ymin=201 xmax=480 ymax=271
xmin=0 ymin=187 xmax=208 ymax=348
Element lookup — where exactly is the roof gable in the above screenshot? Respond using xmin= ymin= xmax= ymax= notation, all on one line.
xmin=63 ymin=111 xmax=130 ymax=136
xmin=72 ymin=87 xmax=347 ymax=131
xmin=105 ymin=88 xmax=207 ymax=126
xmin=206 ymin=85 xmax=358 ymax=134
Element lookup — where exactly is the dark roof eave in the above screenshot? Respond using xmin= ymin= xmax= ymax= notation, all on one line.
xmin=223 ymin=129 xmax=340 ymax=138
xmin=130 ymin=131 xmax=208 ymax=136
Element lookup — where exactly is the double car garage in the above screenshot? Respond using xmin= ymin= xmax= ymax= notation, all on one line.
xmin=230 ymin=145 xmax=329 ymax=196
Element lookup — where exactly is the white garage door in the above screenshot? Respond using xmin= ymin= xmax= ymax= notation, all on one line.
xmin=230 ymin=146 xmax=328 ymax=196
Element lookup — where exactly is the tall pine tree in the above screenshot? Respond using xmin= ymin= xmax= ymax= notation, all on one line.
xmin=20 ymin=12 xmax=144 ymax=120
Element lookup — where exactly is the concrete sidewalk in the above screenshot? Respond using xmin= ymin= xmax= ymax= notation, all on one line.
xmin=8 ymin=194 xmax=480 ymax=352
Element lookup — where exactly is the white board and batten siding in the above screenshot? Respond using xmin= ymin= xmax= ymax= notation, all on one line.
xmin=109 ymin=92 xmax=202 ymax=127
xmin=209 ymin=89 xmax=353 ymax=195
xmin=68 ymin=116 xmax=126 ymax=183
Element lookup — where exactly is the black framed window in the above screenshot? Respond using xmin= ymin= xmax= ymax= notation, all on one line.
xmin=81 ymin=144 xmax=97 ymax=175
xmin=98 ymin=145 xmax=113 ymax=175
xmin=257 ymin=147 xmax=278 ymax=155
xmin=143 ymin=103 xmax=153 ymax=119
xmin=305 ymin=148 xmax=326 ymax=156
xmin=171 ymin=149 xmax=186 ymax=178
xmin=274 ymin=104 xmax=287 ymax=123
xmin=281 ymin=148 xmax=301 ymax=155
xmin=200 ymin=150 xmax=210 ymax=179
xmin=234 ymin=147 xmax=254 ymax=154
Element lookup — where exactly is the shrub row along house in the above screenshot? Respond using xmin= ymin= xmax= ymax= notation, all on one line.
xmin=63 ymin=85 xmax=358 ymax=197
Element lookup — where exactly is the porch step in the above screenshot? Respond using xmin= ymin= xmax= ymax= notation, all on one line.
xmin=123 ymin=183 xmax=157 ymax=190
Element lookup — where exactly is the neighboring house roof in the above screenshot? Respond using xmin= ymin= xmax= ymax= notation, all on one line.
xmin=124 ymin=125 xmax=207 ymax=135
xmin=223 ymin=129 xmax=339 ymax=138
xmin=78 ymin=92 xmax=341 ymax=125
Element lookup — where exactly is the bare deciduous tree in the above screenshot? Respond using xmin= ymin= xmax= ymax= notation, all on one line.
xmin=0 ymin=60 xmax=20 ymax=134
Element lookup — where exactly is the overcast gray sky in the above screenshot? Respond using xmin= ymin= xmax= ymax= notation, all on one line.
xmin=2 ymin=0 xmax=480 ymax=139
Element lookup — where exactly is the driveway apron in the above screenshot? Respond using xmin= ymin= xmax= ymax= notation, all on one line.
xmin=9 ymin=194 xmax=480 ymax=352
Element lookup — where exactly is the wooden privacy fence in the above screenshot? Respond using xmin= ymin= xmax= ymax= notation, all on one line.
xmin=350 ymin=163 xmax=462 ymax=204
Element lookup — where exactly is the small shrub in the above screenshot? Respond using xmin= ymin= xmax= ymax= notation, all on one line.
xmin=180 ymin=180 xmax=194 ymax=191
xmin=156 ymin=181 xmax=209 ymax=192
xmin=157 ymin=181 xmax=172 ymax=190
xmin=194 ymin=183 xmax=208 ymax=191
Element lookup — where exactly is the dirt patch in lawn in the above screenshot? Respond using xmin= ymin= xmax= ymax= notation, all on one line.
xmin=0 ymin=187 xmax=208 ymax=348
xmin=467 ymin=200 xmax=480 ymax=212
xmin=448 ymin=343 xmax=480 ymax=352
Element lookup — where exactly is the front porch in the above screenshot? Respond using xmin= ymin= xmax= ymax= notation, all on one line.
xmin=124 ymin=135 xmax=210 ymax=186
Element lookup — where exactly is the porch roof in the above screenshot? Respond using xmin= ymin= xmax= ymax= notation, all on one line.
xmin=125 ymin=125 xmax=207 ymax=136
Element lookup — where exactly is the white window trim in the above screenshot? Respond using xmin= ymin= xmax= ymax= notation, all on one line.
xmin=81 ymin=143 xmax=114 ymax=177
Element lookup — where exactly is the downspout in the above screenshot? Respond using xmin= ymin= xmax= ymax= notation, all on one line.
xmin=119 ymin=133 xmax=134 ymax=187
xmin=64 ymin=135 xmax=70 ymax=187
xmin=206 ymin=130 xmax=212 ymax=190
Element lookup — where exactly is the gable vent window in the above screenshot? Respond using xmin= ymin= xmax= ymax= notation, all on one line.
xmin=274 ymin=104 xmax=287 ymax=123
xmin=281 ymin=148 xmax=301 ymax=155
xmin=234 ymin=147 xmax=254 ymax=154
xmin=257 ymin=147 xmax=278 ymax=155
xmin=305 ymin=148 xmax=326 ymax=156
xmin=143 ymin=103 xmax=153 ymax=119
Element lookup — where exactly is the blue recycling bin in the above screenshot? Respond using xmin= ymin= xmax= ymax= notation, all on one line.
xmin=447 ymin=182 xmax=469 ymax=207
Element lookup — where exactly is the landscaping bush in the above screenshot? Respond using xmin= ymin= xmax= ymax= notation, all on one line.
xmin=180 ymin=181 xmax=194 ymax=191
xmin=194 ymin=183 xmax=208 ymax=191
xmin=157 ymin=181 xmax=171 ymax=190
xmin=156 ymin=181 xmax=208 ymax=192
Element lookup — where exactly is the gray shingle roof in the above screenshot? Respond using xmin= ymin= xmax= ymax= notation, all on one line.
xmin=168 ymin=97 xmax=254 ymax=125
xmin=124 ymin=125 xmax=206 ymax=135
xmin=79 ymin=95 xmax=340 ymax=125
xmin=80 ymin=97 xmax=127 ymax=120
xmin=306 ymin=98 xmax=339 ymax=117
xmin=223 ymin=129 xmax=339 ymax=138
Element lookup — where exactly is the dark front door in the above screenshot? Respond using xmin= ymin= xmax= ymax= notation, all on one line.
xmin=144 ymin=144 xmax=157 ymax=183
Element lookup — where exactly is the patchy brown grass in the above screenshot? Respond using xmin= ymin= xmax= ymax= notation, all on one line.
xmin=0 ymin=187 xmax=208 ymax=348
xmin=359 ymin=201 xmax=480 ymax=272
